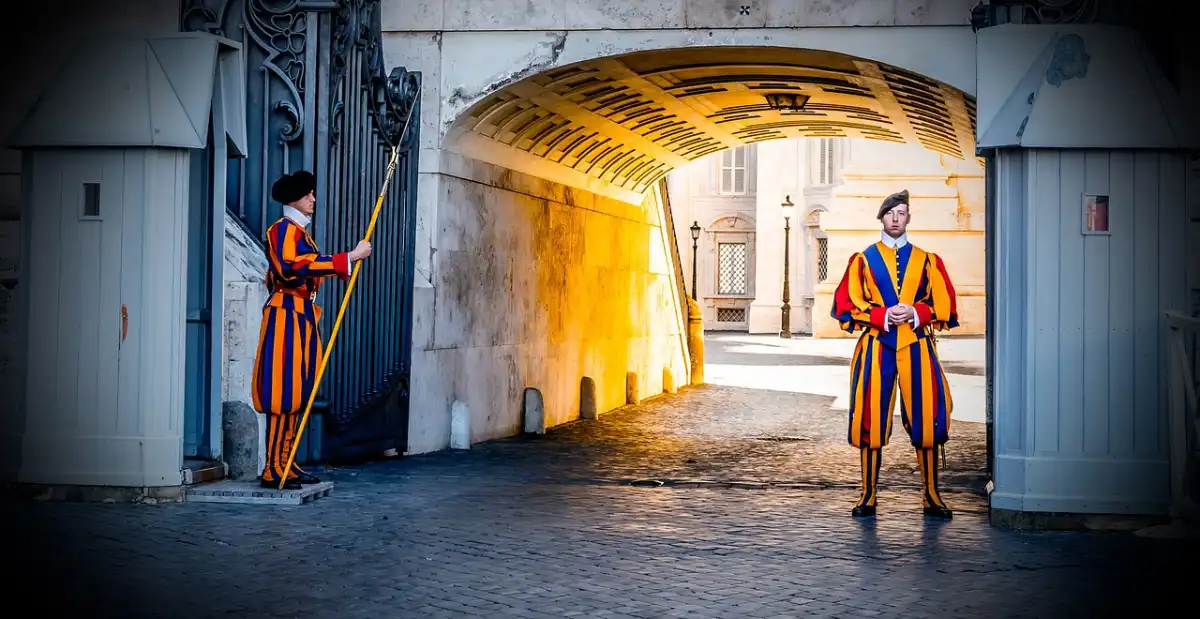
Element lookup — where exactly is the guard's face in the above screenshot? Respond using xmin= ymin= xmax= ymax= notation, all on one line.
xmin=293 ymin=191 xmax=316 ymax=217
xmin=882 ymin=205 xmax=910 ymax=237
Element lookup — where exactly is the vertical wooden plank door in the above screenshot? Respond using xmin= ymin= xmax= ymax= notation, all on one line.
xmin=22 ymin=151 xmax=125 ymax=482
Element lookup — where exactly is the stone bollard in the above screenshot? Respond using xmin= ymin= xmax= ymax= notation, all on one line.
xmin=663 ymin=367 xmax=676 ymax=394
xmin=221 ymin=401 xmax=260 ymax=480
xmin=450 ymin=400 xmax=470 ymax=450
xmin=580 ymin=376 xmax=598 ymax=420
xmin=686 ymin=296 xmax=705 ymax=386
xmin=626 ymin=372 xmax=640 ymax=405
xmin=523 ymin=387 xmax=545 ymax=435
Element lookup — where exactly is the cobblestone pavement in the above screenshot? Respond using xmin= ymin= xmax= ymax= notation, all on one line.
xmin=8 ymin=338 xmax=1192 ymax=618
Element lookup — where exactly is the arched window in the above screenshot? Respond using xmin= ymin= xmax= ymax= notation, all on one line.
xmin=709 ymin=215 xmax=755 ymax=297
xmin=705 ymin=214 xmax=756 ymax=329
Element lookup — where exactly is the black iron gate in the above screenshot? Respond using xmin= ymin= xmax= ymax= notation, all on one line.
xmin=182 ymin=0 xmax=421 ymax=462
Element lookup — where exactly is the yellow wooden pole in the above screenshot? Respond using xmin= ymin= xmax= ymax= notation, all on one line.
xmin=279 ymin=145 xmax=402 ymax=489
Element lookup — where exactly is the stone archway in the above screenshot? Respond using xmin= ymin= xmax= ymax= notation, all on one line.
xmin=441 ymin=44 xmax=979 ymax=205
xmin=401 ymin=37 xmax=984 ymax=455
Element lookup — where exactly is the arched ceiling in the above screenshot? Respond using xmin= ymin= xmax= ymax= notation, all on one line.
xmin=445 ymin=47 xmax=977 ymax=198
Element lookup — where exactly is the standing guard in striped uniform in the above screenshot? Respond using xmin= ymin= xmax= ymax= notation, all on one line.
xmin=251 ymin=170 xmax=372 ymax=489
xmin=830 ymin=189 xmax=958 ymax=520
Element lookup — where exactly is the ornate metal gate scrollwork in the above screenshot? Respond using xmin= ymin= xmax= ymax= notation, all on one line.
xmin=182 ymin=0 xmax=421 ymax=461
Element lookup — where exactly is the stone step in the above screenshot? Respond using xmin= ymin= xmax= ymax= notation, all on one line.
xmin=184 ymin=480 xmax=334 ymax=505
xmin=182 ymin=459 xmax=227 ymax=485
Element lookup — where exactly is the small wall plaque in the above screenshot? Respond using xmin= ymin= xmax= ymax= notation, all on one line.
xmin=1082 ymin=193 xmax=1109 ymax=235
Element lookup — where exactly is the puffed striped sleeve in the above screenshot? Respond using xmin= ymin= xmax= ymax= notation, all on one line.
xmin=831 ymin=253 xmax=888 ymax=333
xmin=266 ymin=220 xmax=351 ymax=282
xmin=913 ymin=252 xmax=959 ymax=331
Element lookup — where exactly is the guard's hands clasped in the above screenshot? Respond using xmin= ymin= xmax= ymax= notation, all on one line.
xmin=349 ymin=240 xmax=372 ymax=262
xmin=887 ymin=304 xmax=914 ymax=325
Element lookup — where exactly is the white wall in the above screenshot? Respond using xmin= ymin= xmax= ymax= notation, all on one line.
xmin=991 ymin=148 xmax=1193 ymax=515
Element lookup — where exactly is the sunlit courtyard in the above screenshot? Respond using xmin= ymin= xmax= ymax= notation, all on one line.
xmin=705 ymin=333 xmax=987 ymax=424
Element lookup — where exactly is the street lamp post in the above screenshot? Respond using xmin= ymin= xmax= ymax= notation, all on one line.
xmin=690 ymin=221 xmax=701 ymax=300
xmin=780 ymin=196 xmax=795 ymax=339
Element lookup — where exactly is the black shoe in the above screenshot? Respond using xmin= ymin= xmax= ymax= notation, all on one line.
xmin=261 ymin=478 xmax=303 ymax=490
xmin=923 ymin=505 xmax=953 ymax=520
xmin=294 ymin=472 xmax=322 ymax=484
xmin=852 ymin=504 xmax=877 ymax=518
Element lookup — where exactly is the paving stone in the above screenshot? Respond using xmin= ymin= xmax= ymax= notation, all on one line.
xmin=7 ymin=353 xmax=1197 ymax=618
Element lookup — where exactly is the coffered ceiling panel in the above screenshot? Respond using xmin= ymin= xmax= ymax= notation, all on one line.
xmin=447 ymin=47 xmax=978 ymax=196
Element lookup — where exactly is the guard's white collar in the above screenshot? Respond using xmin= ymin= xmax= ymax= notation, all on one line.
xmin=881 ymin=232 xmax=908 ymax=249
xmin=284 ymin=205 xmax=311 ymax=228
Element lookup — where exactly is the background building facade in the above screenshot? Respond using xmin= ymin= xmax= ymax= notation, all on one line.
xmin=668 ymin=137 xmax=987 ymax=337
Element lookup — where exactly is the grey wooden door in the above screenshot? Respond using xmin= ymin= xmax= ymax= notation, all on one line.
xmin=23 ymin=150 xmax=125 ymax=481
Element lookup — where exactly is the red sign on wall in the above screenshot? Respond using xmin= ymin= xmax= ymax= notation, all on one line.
xmin=1083 ymin=194 xmax=1110 ymax=235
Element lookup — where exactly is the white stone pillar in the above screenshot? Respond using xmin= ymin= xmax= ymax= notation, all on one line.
xmin=748 ymin=139 xmax=802 ymax=334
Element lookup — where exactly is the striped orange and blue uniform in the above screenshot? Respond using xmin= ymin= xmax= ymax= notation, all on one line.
xmin=831 ymin=240 xmax=958 ymax=450
xmin=251 ymin=216 xmax=350 ymax=482
xmin=831 ymin=240 xmax=958 ymax=513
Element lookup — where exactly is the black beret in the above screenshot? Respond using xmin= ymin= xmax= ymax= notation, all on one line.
xmin=271 ymin=170 xmax=316 ymax=205
xmin=876 ymin=189 xmax=909 ymax=219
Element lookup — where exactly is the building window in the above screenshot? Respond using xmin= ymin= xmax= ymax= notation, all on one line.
xmin=717 ymin=308 xmax=747 ymax=323
xmin=719 ymin=147 xmax=747 ymax=195
xmin=816 ymin=237 xmax=829 ymax=283
xmin=817 ymin=138 xmax=835 ymax=185
xmin=717 ymin=242 xmax=748 ymax=295
xmin=809 ymin=138 xmax=847 ymax=186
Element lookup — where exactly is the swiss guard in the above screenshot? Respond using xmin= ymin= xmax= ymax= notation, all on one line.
xmin=250 ymin=170 xmax=371 ymax=489
xmin=829 ymin=189 xmax=959 ymax=520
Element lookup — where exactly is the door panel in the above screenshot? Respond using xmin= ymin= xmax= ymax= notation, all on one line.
xmin=184 ymin=143 xmax=214 ymax=459
xmin=42 ymin=152 xmax=124 ymax=456
xmin=67 ymin=153 xmax=125 ymax=437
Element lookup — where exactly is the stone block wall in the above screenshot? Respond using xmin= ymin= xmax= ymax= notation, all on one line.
xmin=406 ymin=155 xmax=690 ymax=454
xmin=220 ymin=212 xmax=270 ymax=477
